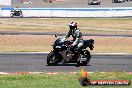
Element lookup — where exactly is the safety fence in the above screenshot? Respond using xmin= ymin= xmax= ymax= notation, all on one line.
xmin=0 ymin=7 xmax=132 ymax=17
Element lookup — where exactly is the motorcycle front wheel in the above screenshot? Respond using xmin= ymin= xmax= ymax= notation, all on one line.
xmin=47 ymin=51 xmax=59 ymax=66
xmin=10 ymin=13 xmax=14 ymax=17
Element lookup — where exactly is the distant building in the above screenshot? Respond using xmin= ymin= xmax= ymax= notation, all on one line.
xmin=22 ymin=0 xmax=32 ymax=4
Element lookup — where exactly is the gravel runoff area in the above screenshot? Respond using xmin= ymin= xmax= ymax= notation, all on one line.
xmin=0 ymin=18 xmax=132 ymax=53
xmin=0 ymin=18 xmax=132 ymax=35
xmin=0 ymin=35 xmax=132 ymax=53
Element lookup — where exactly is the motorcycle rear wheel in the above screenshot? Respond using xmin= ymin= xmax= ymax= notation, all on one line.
xmin=77 ymin=50 xmax=91 ymax=66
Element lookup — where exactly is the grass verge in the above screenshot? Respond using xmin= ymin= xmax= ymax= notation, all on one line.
xmin=0 ymin=72 xmax=131 ymax=88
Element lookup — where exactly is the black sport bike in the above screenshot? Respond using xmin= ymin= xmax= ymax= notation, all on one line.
xmin=10 ymin=10 xmax=23 ymax=17
xmin=47 ymin=35 xmax=94 ymax=66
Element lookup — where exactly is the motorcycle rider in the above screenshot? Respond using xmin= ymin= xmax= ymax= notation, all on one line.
xmin=14 ymin=6 xmax=21 ymax=12
xmin=63 ymin=22 xmax=84 ymax=52
xmin=12 ymin=6 xmax=22 ymax=16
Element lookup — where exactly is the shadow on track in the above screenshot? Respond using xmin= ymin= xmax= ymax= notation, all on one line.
xmin=46 ymin=63 xmax=91 ymax=67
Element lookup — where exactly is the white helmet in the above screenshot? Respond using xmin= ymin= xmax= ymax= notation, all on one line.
xmin=69 ymin=22 xmax=77 ymax=30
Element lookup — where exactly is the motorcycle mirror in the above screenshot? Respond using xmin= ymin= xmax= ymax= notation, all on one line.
xmin=55 ymin=34 xmax=57 ymax=38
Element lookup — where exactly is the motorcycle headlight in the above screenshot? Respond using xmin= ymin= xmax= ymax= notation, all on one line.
xmin=55 ymin=46 xmax=61 ymax=48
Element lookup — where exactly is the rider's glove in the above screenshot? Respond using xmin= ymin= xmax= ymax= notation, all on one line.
xmin=68 ymin=44 xmax=74 ymax=48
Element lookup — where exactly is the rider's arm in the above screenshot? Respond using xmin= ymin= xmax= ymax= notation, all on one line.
xmin=61 ymin=31 xmax=71 ymax=42
xmin=65 ymin=31 xmax=71 ymax=39
xmin=72 ymin=38 xmax=79 ymax=46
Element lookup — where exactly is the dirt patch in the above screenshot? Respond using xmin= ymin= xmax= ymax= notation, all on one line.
xmin=0 ymin=18 xmax=132 ymax=35
xmin=0 ymin=35 xmax=132 ymax=53
xmin=86 ymin=36 xmax=132 ymax=53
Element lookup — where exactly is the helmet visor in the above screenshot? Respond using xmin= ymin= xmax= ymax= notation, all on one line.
xmin=69 ymin=26 xmax=76 ymax=30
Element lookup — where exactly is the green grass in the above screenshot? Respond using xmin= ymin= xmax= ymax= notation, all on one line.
xmin=0 ymin=72 xmax=131 ymax=88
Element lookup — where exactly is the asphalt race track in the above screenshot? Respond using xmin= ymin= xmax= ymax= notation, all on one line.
xmin=0 ymin=0 xmax=132 ymax=8
xmin=0 ymin=53 xmax=132 ymax=72
xmin=11 ymin=0 xmax=132 ymax=8
xmin=0 ymin=31 xmax=132 ymax=37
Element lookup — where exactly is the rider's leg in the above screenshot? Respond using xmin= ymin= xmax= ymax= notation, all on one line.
xmin=75 ymin=40 xmax=84 ymax=52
